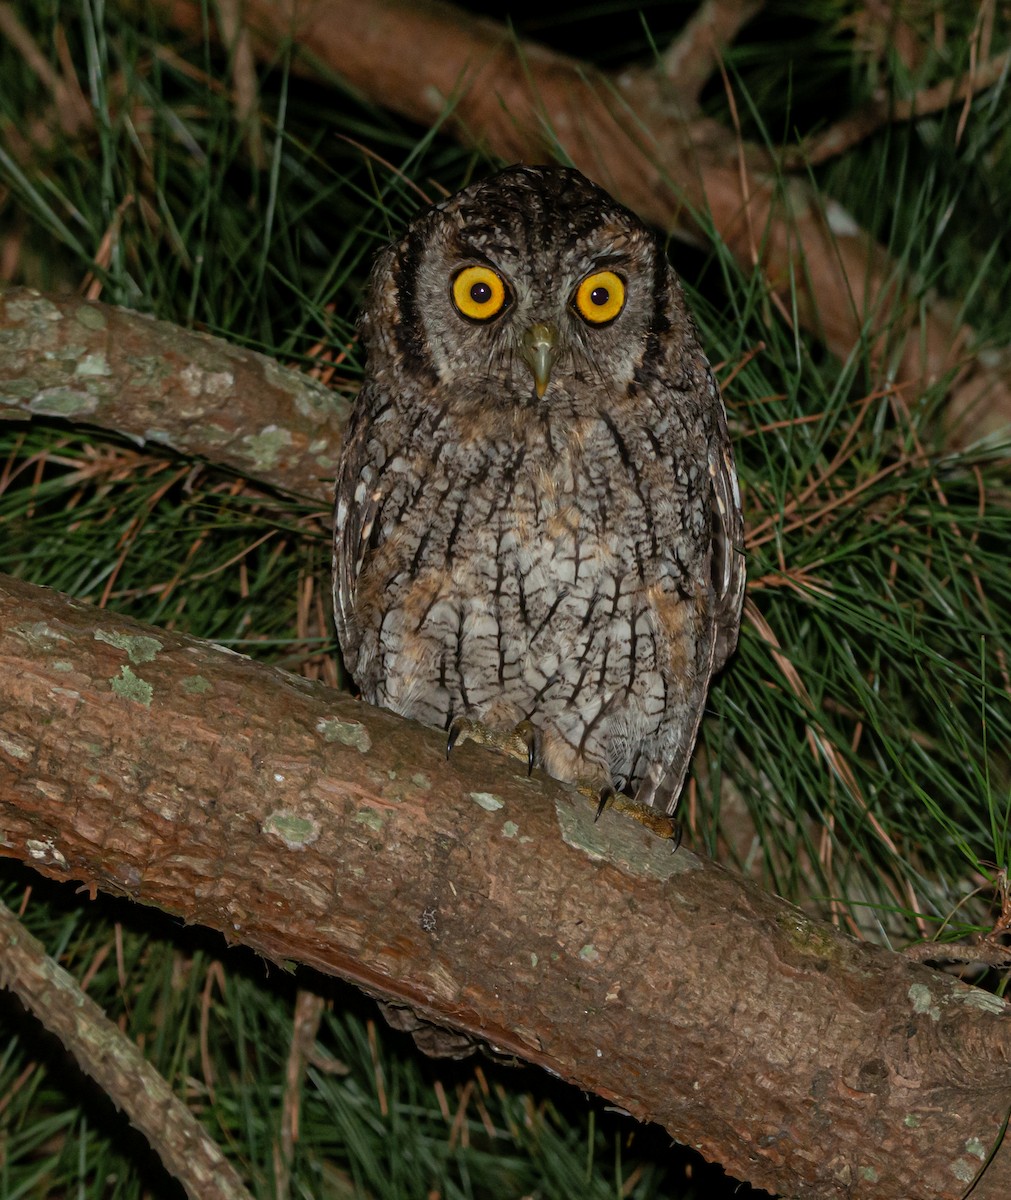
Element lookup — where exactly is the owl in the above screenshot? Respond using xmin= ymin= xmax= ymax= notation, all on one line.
xmin=333 ymin=165 xmax=744 ymax=819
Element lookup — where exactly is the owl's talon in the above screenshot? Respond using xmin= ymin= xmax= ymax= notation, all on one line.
xmin=446 ymin=716 xmax=539 ymax=772
xmin=512 ymin=719 xmax=537 ymax=775
xmin=610 ymin=797 xmax=679 ymax=840
xmin=583 ymin=784 xmax=679 ymax=841
xmin=446 ymin=717 xmax=466 ymax=759
xmin=594 ymin=786 xmax=615 ymax=822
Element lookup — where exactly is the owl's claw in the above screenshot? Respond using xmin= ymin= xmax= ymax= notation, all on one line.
xmin=584 ymin=783 xmax=679 ymax=841
xmin=594 ymin=786 xmax=615 ymax=822
xmin=445 ymin=719 xmax=464 ymax=759
xmin=615 ymin=797 xmax=680 ymax=841
xmin=446 ymin=716 xmax=538 ymax=773
xmin=514 ymin=719 xmax=536 ymax=775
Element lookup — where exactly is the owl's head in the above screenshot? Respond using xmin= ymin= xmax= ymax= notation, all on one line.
xmin=364 ymin=165 xmax=691 ymax=408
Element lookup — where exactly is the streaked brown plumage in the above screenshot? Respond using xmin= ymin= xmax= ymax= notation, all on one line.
xmin=334 ymin=165 xmax=744 ymax=815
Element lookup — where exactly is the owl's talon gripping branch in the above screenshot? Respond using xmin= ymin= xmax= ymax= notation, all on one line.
xmin=588 ymin=785 xmax=680 ymax=841
xmin=594 ymin=785 xmax=615 ymax=822
xmin=446 ymin=716 xmax=538 ymax=774
xmin=515 ymin=720 xmax=537 ymax=775
xmin=445 ymin=717 xmax=467 ymax=759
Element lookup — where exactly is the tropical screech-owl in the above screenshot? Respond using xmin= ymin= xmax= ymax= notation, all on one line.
xmin=334 ymin=165 xmax=744 ymax=817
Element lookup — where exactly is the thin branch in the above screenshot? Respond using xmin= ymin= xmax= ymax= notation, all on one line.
xmin=789 ymin=48 xmax=1011 ymax=168
xmin=0 ymin=288 xmax=347 ymax=506
xmin=216 ymin=0 xmax=267 ymax=169
xmin=0 ymin=896 xmax=255 ymax=1200
xmin=1 ymin=572 xmax=1011 ymax=1200
xmin=661 ymin=0 xmax=765 ymax=105
xmin=905 ymin=941 xmax=1011 ymax=968
xmin=274 ymin=989 xmax=326 ymax=1200
xmin=0 ymin=2 xmax=91 ymax=138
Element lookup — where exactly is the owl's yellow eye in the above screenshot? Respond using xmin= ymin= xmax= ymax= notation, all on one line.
xmin=452 ymin=266 xmax=509 ymax=321
xmin=573 ymin=271 xmax=625 ymax=325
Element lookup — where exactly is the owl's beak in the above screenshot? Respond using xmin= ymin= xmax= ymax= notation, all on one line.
xmin=521 ymin=323 xmax=558 ymax=398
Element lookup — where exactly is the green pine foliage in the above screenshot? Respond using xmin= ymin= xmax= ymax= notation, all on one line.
xmin=0 ymin=2 xmax=1009 ymax=1197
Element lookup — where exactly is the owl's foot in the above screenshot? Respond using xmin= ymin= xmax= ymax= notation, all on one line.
xmin=591 ymin=785 xmax=680 ymax=842
xmin=446 ymin=717 xmax=537 ymax=774
xmin=593 ymin=785 xmax=614 ymax=822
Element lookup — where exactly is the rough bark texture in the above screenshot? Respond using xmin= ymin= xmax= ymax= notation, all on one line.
xmin=157 ymin=0 xmax=1011 ymax=447
xmin=1 ymin=573 xmax=1010 ymax=1200
xmin=0 ymin=288 xmax=348 ymax=504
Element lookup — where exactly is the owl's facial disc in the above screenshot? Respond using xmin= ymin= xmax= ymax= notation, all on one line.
xmin=520 ymin=323 xmax=558 ymax=398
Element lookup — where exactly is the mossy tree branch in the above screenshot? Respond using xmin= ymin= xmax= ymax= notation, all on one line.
xmin=1 ymin=571 xmax=1010 ymax=1200
xmin=0 ymin=895 xmax=255 ymax=1200
xmin=0 ymin=288 xmax=348 ymax=506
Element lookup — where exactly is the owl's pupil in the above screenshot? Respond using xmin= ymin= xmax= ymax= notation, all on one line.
xmin=470 ymin=282 xmax=492 ymax=304
xmin=590 ymin=286 xmax=610 ymax=307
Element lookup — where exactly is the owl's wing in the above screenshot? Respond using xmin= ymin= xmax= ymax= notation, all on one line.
xmin=708 ymin=420 xmax=746 ymax=675
xmin=332 ymin=395 xmax=382 ymax=679
xmin=638 ymin=400 xmax=745 ymax=815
